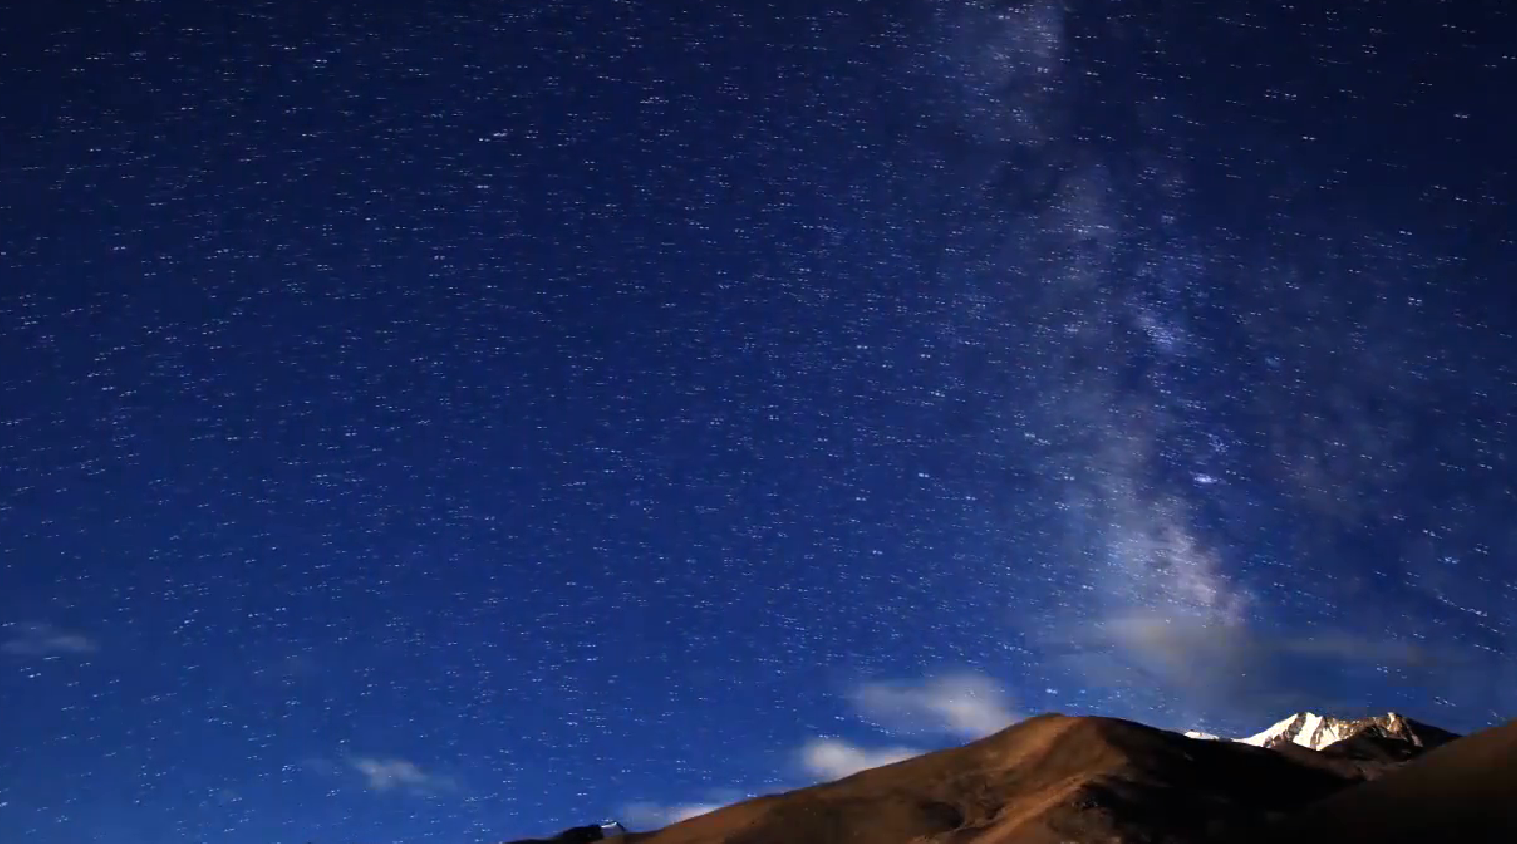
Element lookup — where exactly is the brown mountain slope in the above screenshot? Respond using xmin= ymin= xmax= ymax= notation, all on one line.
xmin=1244 ymin=716 xmax=1517 ymax=844
xmin=628 ymin=713 xmax=1364 ymax=844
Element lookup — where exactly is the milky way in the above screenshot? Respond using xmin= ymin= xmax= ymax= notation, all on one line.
xmin=1 ymin=1 xmax=1513 ymax=842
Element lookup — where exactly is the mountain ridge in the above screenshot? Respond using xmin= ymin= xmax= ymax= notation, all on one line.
xmin=577 ymin=710 xmax=1513 ymax=844
xmin=1186 ymin=710 xmax=1459 ymax=753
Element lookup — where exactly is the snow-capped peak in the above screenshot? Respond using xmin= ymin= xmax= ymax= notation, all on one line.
xmin=1238 ymin=712 xmax=1360 ymax=750
xmin=1187 ymin=711 xmax=1445 ymax=752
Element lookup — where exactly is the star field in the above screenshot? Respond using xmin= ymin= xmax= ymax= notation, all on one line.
xmin=1 ymin=1 xmax=1514 ymax=842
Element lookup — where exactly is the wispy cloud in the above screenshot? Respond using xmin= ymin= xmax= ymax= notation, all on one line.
xmin=622 ymin=801 xmax=724 ymax=827
xmin=621 ymin=670 xmax=1014 ymax=827
xmin=1 ymin=623 xmax=98 ymax=657
xmin=797 ymin=738 xmax=923 ymax=779
xmin=1044 ymin=610 xmax=1481 ymax=728
xmin=1097 ymin=616 xmax=1472 ymax=672
xmin=850 ymin=671 xmax=1019 ymax=739
xmin=348 ymin=756 xmax=456 ymax=796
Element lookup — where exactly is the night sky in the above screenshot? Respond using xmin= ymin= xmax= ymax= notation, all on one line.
xmin=1 ymin=1 xmax=1514 ymax=842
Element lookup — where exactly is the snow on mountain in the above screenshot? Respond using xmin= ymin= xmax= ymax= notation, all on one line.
xmin=1239 ymin=712 xmax=1361 ymax=750
xmin=1187 ymin=712 xmax=1451 ymax=752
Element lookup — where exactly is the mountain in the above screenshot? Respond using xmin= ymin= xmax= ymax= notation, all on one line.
xmin=1242 ymin=716 xmax=1517 ymax=844
xmin=1233 ymin=711 xmax=1459 ymax=752
xmin=1186 ymin=711 xmax=1458 ymax=752
xmin=620 ymin=714 xmax=1376 ymax=844
xmin=603 ymin=711 xmax=1514 ymax=844
xmin=1184 ymin=711 xmax=1462 ymax=776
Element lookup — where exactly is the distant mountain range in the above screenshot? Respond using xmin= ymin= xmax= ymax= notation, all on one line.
xmin=583 ymin=710 xmax=1515 ymax=844
xmin=1186 ymin=711 xmax=1460 ymax=754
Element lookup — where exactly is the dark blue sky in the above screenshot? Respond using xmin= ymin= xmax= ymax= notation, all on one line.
xmin=1 ymin=1 xmax=1513 ymax=842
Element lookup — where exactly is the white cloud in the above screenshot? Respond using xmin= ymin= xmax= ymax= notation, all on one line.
xmin=797 ymin=738 xmax=923 ymax=780
xmin=1 ymin=623 xmax=98 ymax=657
xmin=622 ymin=672 xmax=1012 ymax=823
xmin=348 ymin=756 xmax=455 ymax=796
xmin=1043 ymin=610 xmax=1476 ymax=727
xmin=1096 ymin=615 xmax=1469 ymax=676
xmin=850 ymin=671 xmax=1019 ymax=739
xmin=622 ymin=801 xmax=724 ymax=827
